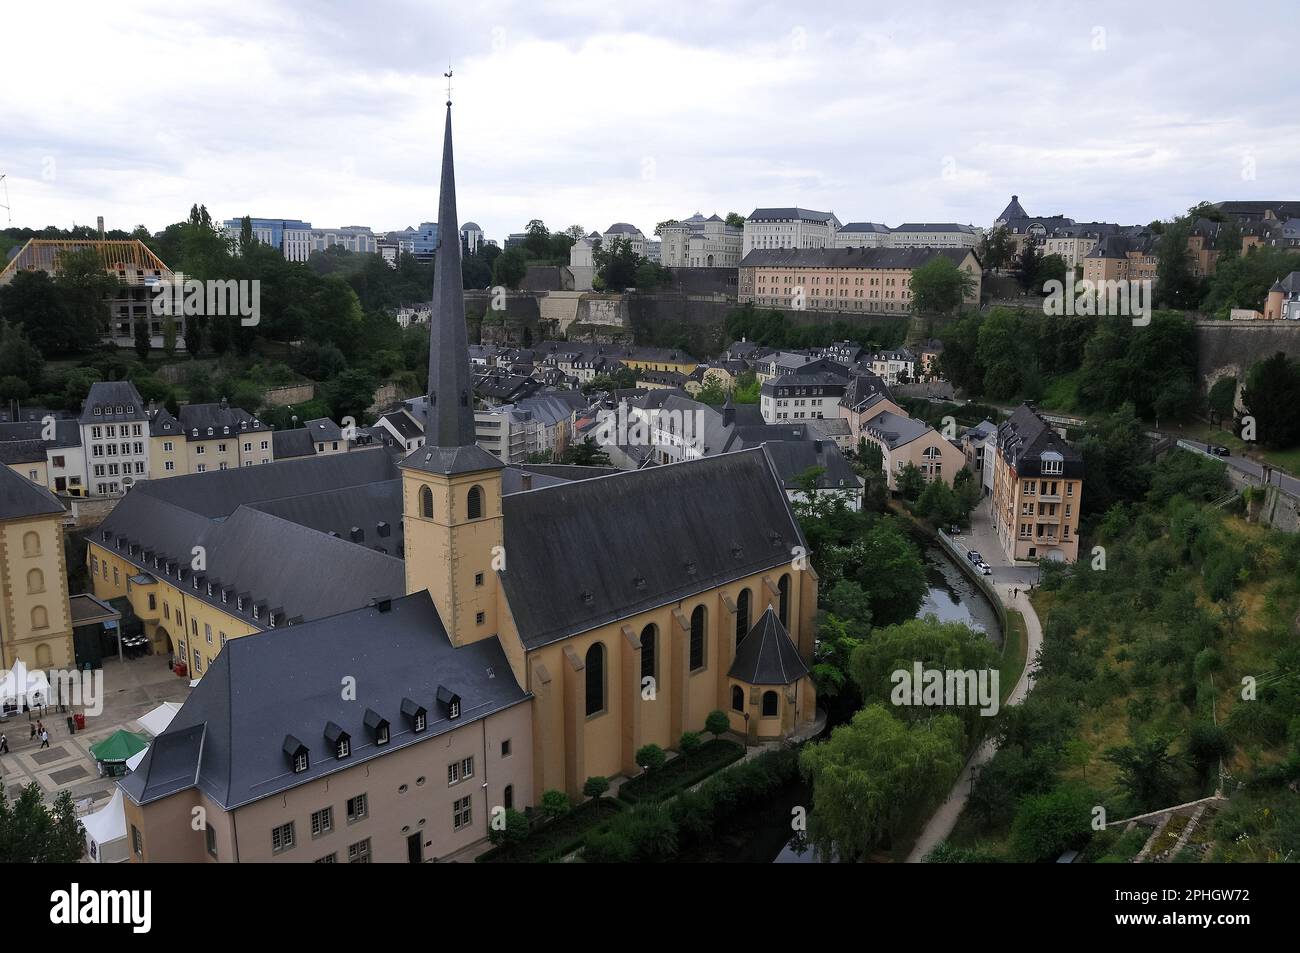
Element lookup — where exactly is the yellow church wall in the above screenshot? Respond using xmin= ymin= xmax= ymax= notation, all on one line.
xmin=521 ymin=564 xmax=808 ymax=796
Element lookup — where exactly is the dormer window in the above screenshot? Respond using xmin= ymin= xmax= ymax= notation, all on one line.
xmin=363 ymin=708 xmax=390 ymax=745
xmin=206 ymin=582 xmax=214 ymax=596
xmin=283 ymin=736 xmax=309 ymax=773
xmin=237 ymin=595 xmax=245 ymax=611
xmin=324 ymin=722 xmax=350 ymax=760
xmin=94 ymin=407 xmax=102 ymax=416
xmin=401 ymin=698 xmax=427 ymax=733
xmin=437 ymin=686 xmax=461 ymax=720
xmin=207 ymin=427 xmax=214 ymax=436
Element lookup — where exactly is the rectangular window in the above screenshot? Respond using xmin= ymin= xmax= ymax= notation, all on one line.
xmin=131 ymin=825 xmax=143 ymax=858
xmin=311 ymin=807 xmax=333 ymax=838
xmin=501 ymin=739 xmax=511 ymax=758
xmin=271 ymin=822 xmax=295 ymax=853
xmin=453 ymin=796 xmax=472 ymax=831
xmin=315 ymin=853 xmax=337 ymax=863
xmin=348 ymin=838 xmax=371 ymax=863
xmin=346 ymin=793 xmax=368 ymax=822
xmin=205 ymin=824 xmax=217 ymax=857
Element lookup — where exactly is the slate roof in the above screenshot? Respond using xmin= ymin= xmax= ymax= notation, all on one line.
xmin=0 ymin=418 xmax=81 ymax=448
xmin=248 ymin=479 xmax=404 ymax=554
xmin=499 ymin=448 xmax=806 ymax=650
xmin=152 ymin=401 xmax=267 ymax=442
xmin=996 ymin=195 xmax=1029 ymax=222
xmin=97 ymin=490 xmax=405 ymax=626
xmin=748 ymin=207 xmax=837 ymax=223
xmin=760 ymin=440 xmax=863 ymax=493
xmin=728 ymin=607 xmax=809 ymax=685
xmin=892 ymin=223 xmax=977 ymax=234
xmin=119 ymin=592 xmax=527 ymax=810
xmin=271 ymin=428 xmax=315 ymax=459
xmin=864 ymin=410 xmax=931 ymax=450
xmin=838 ymin=222 xmax=890 ymax=233
xmin=738 ymin=247 xmax=974 ymax=270
xmin=304 ymin=418 xmax=342 ymax=442
xmin=130 ymin=448 xmax=398 ymax=518
xmin=995 ymin=405 xmax=1084 ymax=479
xmin=0 ymin=462 xmax=65 ymax=520
xmin=0 ymin=439 xmax=49 ymax=465
xmin=379 ymin=409 xmax=423 ymax=441
xmin=400 ymin=443 xmax=504 ymax=477
xmin=79 ymin=381 xmax=148 ymax=424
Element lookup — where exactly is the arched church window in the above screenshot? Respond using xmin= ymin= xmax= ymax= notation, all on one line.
xmin=735 ymin=588 xmax=751 ymax=648
xmin=762 ymin=691 xmax=779 ymax=718
xmin=731 ymin=685 xmax=744 ymax=712
xmin=468 ymin=485 xmax=483 ymax=520
xmin=778 ymin=573 xmax=791 ymax=628
xmin=585 ymin=642 xmax=606 ymax=717
xmin=640 ymin=624 xmax=656 ymax=683
xmin=689 ymin=605 xmax=706 ymax=671
xmin=419 ymin=485 xmax=433 ymax=519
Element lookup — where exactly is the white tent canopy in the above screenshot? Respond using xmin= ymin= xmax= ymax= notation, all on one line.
xmin=0 ymin=661 xmax=51 ymax=711
xmin=136 ymin=701 xmax=182 ymax=737
xmin=82 ymin=788 xmax=128 ymax=863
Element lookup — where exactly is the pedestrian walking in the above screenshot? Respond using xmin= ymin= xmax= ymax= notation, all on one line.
xmin=0 ymin=733 xmax=8 ymax=754
xmin=29 ymin=722 xmax=36 ymax=741
xmin=39 ymin=728 xmax=49 ymax=749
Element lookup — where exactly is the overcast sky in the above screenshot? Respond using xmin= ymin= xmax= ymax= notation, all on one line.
xmin=4 ymin=0 xmax=1298 ymax=243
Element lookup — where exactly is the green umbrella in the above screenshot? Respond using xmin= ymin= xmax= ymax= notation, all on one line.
xmin=89 ymin=730 xmax=150 ymax=764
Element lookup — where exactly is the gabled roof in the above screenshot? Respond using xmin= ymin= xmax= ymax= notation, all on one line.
xmin=864 ymin=410 xmax=931 ymax=450
xmin=729 ymin=607 xmax=809 ymax=685
xmin=748 ymin=207 xmax=837 ymax=223
xmin=79 ymin=381 xmax=148 ymax=424
xmin=271 ymin=428 xmax=315 ymax=459
xmin=120 ymin=592 xmax=527 ymax=810
xmin=499 ymin=448 xmax=806 ymax=650
xmin=995 ymin=405 xmax=1083 ymax=478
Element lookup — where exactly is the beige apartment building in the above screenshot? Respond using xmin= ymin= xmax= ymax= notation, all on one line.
xmin=148 ymin=400 xmax=274 ymax=478
xmin=738 ymin=247 xmax=981 ymax=314
xmin=990 ymin=405 xmax=1084 ymax=563
xmin=1081 ymin=234 xmax=1158 ymax=285
xmin=861 ymin=410 xmax=966 ymax=492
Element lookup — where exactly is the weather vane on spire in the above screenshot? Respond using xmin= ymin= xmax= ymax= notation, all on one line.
xmin=444 ymin=66 xmax=453 ymax=106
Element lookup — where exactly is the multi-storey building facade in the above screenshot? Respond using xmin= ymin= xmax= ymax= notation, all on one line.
xmin=738 ymin=247 xmax=981 ymax=314
xmin=309 ymin=226 xmax=378 ymax=255
xmin=222 ymin=218 xmax=313 ymax=262
xmin=742 ymin=207 xmax=841 ymax=254
xmin=990 ymin=405 xmax=1084 ymax=563
xmin=0 ymin=464 xmax=76 ymax=672
xmin=0 ymin=239 xmax=180 ymax=351
xmin=660 ymin=213 xmax=743 ymax=267
xmin=760 ymin=372 xmax=847 ymax=422
xmin=148 ymin=400 xmax=274 ymax=477
xmin=1081 ymin=233 xmax=1158 ymax=285
xmin=79 ymin=382 xmax=151 ymax=496
xmin=861 ymin=410 xmax=966 ymax=492
xmin=831 ymin=222 xmax=891 ymax=248
xmin=888 ymin=223 xmax=978 ymax=248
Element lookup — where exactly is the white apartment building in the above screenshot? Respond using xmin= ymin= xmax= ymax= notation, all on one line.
xmin=660 ymin=213 xmax=744 ymax=268
xmin=742 ymin=208 xmax=841 ymax=254
xmin=888 ymin=223 xmax=979 ymax=248
xmin=309 ymin=226 xmax=378 ymax=255
xmin=759 ymin=373 xmax=848 ymax=423
xmin=867 ymin=349 xmax=917 ymax=385
xmin=79 ymin=382 xmax=151 ymax=496
xmin=832 ymin=222 xmax=892 ymax=248
xmin=600 ymin=223 xmax=649 ymax=257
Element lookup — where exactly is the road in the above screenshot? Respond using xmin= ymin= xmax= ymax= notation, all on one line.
xmin=905 ymin=498 xmax=1044 ymax=863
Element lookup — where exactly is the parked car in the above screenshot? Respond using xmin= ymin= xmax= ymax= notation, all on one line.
xmin=978 ymin=562 xmax=993 ymax=575
xmin=1208 ymin=444 xmax=1231 ymax=457
xmin=966 ymin=550 xmax=983 ymax=564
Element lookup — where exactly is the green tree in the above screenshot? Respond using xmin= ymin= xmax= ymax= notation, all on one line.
xmin=582 ymin=776 xmax=610 ymax=799
xmin=635 ymin=743 xmax=666 ymax=773
xmin=133 ymin=320 xmax=151 ymax=361
xmin=1206 ymin=375 xmax=1236 ymax=426
xmin=1155 ymin=220 xmax=1201 ymax=310
xmin=162 ymin=315 xmax=177 ymax=358
xmin=1241 ymin=352 xmax=1300 ymax=448
xmin=593 ymin=237 xmax=641 ymax=290
xmin=1009 ymin=783 xmax=1096 ymax=862
xmin=704 ymin=709 xmax=730 ymax=742
xmin=978 ymin=226 xmax=1014 ymax=271
xmin=558 ymin=437 xmax=611 ymax=466
xmin=897 ymin=461 xmax=925 ymax=501
xmin=800 ymin=704 xmax=963 ymax=861
xmin=725 ymin=212 xmax=746 ymax=228
xmin=539 ymin=789 xmax=570 ymax=821
xmin=491 ymin=248 xmax=527 ymax=289
xmin=488 ymin=808 xmax=529 ymax=846
xmin=678 ymin=731 xmax=702 ymax=757
xmin=0 ymin=782 xmax=83 ymax=862
xmin=1104 ymin=735 xmax=1186 ymax=813
xmin=909 ymin=256 xmax=974 ymax=314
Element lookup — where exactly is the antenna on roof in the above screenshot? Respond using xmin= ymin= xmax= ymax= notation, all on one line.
xmin=444 ymin=65 xmax=453 ymax=106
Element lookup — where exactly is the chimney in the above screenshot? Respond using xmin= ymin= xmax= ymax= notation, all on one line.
xmin=350 ymin=526 xmax=364 ymax=542
xmin=376 ymin=521 xmax=391 ymax=538
xmin=520 ymin=472 xmax=533 ymax=491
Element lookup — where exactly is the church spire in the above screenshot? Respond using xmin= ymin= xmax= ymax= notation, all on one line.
xmin=425 ymin=94 xmax=475 ymax=448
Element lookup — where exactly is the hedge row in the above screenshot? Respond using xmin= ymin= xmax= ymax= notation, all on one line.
xmin=617 ymin=740 xmax=745 ymax=804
